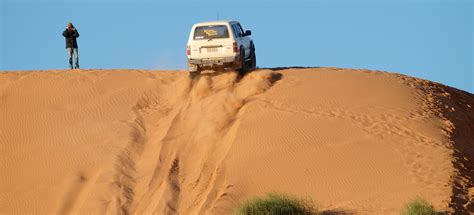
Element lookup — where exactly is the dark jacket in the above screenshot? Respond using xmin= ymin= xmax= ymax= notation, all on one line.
xmin=62 ymin=28 xmax=79 ymax=48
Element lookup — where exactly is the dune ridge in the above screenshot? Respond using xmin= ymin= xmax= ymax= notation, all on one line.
xmin=401 ymin=76 xmax=474 ymax=213
xmin=0 ymin=68 xmax=472 ymax=214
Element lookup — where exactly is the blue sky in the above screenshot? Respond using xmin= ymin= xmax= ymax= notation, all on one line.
xmin=1 ymin=0 xmax=472 ymax=92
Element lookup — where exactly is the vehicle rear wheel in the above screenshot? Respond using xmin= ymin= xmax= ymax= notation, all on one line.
xmin=189 ymin=72 xmax=198 ymax=80
xmin=189 ymin=68 xmax=201 ymax=80
xmin=250 ymin=48 xmax=257 ymax=69
xmin=238 ymin=49 xmax=247 ymax=76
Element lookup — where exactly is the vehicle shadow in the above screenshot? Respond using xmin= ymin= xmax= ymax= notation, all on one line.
xmin=263 ymin=66 xmax=321 ymax=71
xmin=238 ymin=68 xmax=283 ymax=84
xmin=197 ymin=69 xmax=283 ymax=85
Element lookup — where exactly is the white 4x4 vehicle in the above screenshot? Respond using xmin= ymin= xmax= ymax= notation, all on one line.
xmin=186 ymin=20 xmax=256 ymax=78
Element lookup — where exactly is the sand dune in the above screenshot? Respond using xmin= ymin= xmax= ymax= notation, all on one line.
xmin=0 ymin=68 xmax=472 ymax=214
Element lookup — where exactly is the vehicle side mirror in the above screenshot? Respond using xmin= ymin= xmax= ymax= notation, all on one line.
xmin=245 ymin=30 xmax=252 ymax=36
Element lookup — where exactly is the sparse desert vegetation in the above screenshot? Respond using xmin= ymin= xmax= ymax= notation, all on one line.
xmin=234 ymin=192 xmax=317 ymax=215
xmin=402 ymin=198 xmax=439 ymax=215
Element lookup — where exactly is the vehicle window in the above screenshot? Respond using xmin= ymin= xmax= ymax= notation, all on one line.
xmin=237 ymin=24 xmax=245 ymax=36
xmin=232 ymin=24 xmax=244 ymax=38
xmin=232 ymin=24 xmax=241 ymax=38
xmin=194 ymin=25 xmax=229 ymax=40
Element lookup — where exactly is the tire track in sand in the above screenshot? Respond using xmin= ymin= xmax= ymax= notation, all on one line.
xmin=111 ymin=70 xmax=282 ymax=214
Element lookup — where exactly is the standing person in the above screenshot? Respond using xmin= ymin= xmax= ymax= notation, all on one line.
xmin=62 ymin=22 xmax=80 ymax=69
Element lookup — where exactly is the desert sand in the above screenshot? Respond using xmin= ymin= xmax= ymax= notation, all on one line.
xmin=0 ymin=68 xmax=472 ymax=214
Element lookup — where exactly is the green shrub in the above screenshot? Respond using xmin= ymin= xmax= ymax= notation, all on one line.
xmin=234 ymin=192 xmax=317 ymax=215
xmin=402 ymin=198 xmax=437 ymax=215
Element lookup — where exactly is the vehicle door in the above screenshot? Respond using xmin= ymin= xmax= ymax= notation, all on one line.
xmin=236 ymin=23 xmax=251 ymax=58
xmin=231 ymin=23 xmax=246 ymax=58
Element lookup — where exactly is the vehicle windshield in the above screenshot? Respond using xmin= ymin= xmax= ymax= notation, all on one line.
xmin=194 ymin=25 xmax=229 ymax=40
